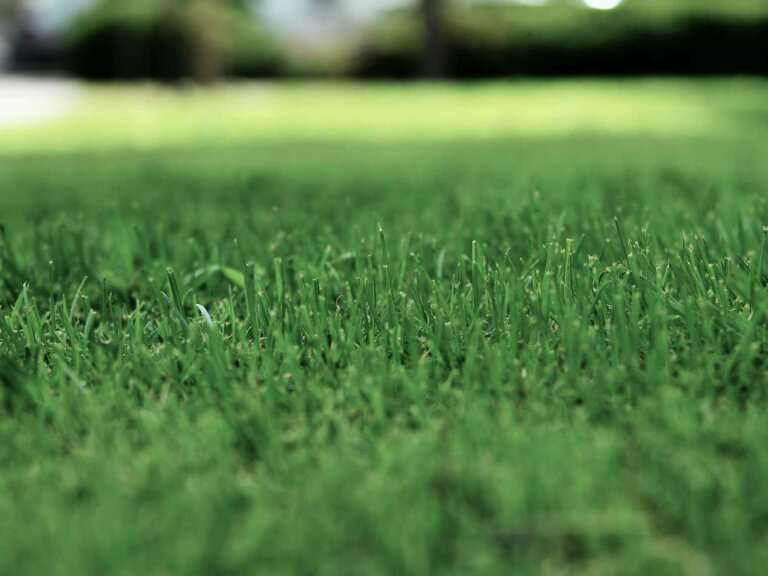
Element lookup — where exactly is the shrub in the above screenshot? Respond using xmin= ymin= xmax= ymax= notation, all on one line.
xmin=351 ymin=2 xmax=768 ymax=78
xmin=65 ymin=0 xmax=284 ymax=81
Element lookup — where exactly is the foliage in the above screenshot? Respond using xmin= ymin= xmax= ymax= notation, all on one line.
xmin=65 ymin=0 xmax=283 ymax=80
xmin=353 ymin=1 xmax=768 ymax=78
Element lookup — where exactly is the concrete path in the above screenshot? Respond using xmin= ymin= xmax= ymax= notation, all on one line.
xmin=0 ymin=76 xmax=81 ymax=128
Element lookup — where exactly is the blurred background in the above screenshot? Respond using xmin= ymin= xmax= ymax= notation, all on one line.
xmin=2 ymin=0 xmax=768 ymax=150
xmin=1 ymin=0 xmax=768 ymax=82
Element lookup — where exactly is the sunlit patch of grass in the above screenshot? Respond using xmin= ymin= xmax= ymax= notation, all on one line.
xmin=5 ymin=79 xmax=765 ymax=154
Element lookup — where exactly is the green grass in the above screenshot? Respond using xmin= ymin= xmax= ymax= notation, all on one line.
xmin=2 ymin=80 xmax=768 ymax=574
xmin=5 ymin=79 xmax=768 ymax=153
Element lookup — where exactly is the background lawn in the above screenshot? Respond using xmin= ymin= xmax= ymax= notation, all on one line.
xmin=2 ymin=80 xmax=768 ymax=574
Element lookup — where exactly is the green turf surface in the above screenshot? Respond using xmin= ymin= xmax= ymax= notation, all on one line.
xmin=4 ymin=79 xmax=767 ymax=153
xmin=2 ymin=80 xmax=768 ymax=574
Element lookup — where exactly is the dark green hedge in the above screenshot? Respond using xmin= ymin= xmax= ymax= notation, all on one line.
xmin=65 ymin=1 xmax=283 ymax=80
xmin=352 ymin=4 xmax=768 ymax=78
xmin=64 ymin=2 xmax=768 ymax=80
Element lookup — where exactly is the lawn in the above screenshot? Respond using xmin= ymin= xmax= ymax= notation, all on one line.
xmin=2 ymin=80 xmax=768 ymax=574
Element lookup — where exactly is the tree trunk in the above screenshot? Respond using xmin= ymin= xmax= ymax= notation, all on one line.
xmin=420 ymin=0 xmax=447 ymax=79
xmin=188 ymin=0 xmax=224 ymax=84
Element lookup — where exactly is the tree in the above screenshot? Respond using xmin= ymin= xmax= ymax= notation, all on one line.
xmin=184 ymin=0 xmax=225 ymax=84
xmin=184 ymin=0 xmax=260 ymax=84
xmin=420 ymin=0 xmax=447 ymax=79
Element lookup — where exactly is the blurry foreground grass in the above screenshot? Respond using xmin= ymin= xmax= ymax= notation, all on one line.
xmin=2 ymin=80 xmax=768 ymax=574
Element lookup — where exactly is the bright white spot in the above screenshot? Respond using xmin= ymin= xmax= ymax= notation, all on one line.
xmin=0 ymin=77 xmax=81 ymax=128
xmin=583 ymin=0 xmax=623 ymax=9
